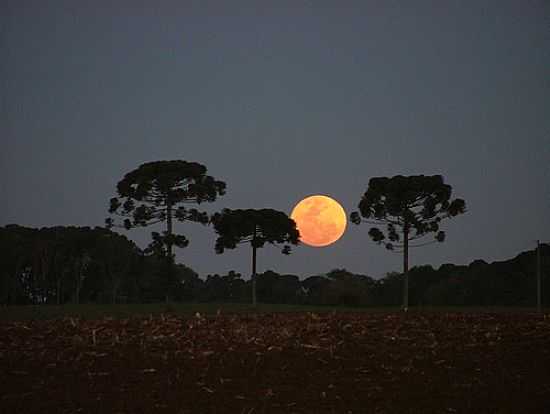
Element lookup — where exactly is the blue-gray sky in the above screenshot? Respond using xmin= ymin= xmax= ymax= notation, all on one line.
xmin=2 ymin=1 xmax=549 ymax=279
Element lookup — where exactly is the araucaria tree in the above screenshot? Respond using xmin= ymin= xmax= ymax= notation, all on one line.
xmin=211 ymin=209 xmax=300 ymax=306
xmin=106 ymin=160 xmax=226 ymax=261
xmin=350 ymin=175 xmax=466 ymax=309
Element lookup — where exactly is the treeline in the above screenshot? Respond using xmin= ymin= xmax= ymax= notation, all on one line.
xmin=1 ymin=225 xmax=548 ymax=307
xmin=0 ymin=225 xmax=194 ymax=305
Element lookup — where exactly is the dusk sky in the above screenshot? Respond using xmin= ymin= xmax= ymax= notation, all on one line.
xmin=2 ymin=1 xmax=549 ymax=279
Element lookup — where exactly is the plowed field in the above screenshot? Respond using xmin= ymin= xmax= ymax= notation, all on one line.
xmin=2 ymin=311 xmax=550 ymax=413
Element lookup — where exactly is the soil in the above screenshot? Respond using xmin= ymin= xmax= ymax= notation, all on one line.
xmin=1 ymin=311 xmax=550 ymax=413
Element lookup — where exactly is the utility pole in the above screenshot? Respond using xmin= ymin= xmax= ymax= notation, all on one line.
xmin=537 ymin=240 xmax=541 ymax=312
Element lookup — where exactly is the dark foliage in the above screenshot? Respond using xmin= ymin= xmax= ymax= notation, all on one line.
xmin=1 ymin=224 xmax=548 ymax=308
xmin=212 ymin=208 xmax=300 ymax=254
xmin=351 ymin=175 xmax=466 ymax=250
xmin=106 ymin=160 xmax=226 ymax=259
xmin=0 ymin=225 xmax=195 ymax=305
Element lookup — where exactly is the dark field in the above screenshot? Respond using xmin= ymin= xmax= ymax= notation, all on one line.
xmin=1 ymin=308 xmax=550 ymax=413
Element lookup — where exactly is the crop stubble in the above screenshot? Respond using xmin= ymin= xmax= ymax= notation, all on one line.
xmin=1 ymin=311 xmax=549 ymax=413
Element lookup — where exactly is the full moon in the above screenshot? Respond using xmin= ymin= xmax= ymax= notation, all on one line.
xmin=290 ymin=195 xmax=347 ymax=247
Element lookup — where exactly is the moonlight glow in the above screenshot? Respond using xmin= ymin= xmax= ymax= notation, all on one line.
xmin=290 ymin=195 xmax=347 ymax=247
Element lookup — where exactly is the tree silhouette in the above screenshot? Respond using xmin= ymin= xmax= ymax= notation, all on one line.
xmin=106 ymin=160 xmax=226 ymax=260
xmin=95 ymin=229 xmax=139 ymax=304
xmin=350 ymin=175 xmax=466 ymax=309
xmin=211 ymin=208 xmax=300 ymax=306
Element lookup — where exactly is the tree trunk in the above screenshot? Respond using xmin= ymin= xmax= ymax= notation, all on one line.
xmin=403 ymin=224 xmax=409 ymax=310
xmin=75 ymin=280 xmax=80 ymax=304
xmin=112 ymin=282 xmax=118 ymax=304
xmin=74 ymin=258 xmax=82 ymax=305
xmin=252 ymin=226 xmax=257 ymax=307
xmin=75 ymin=273 xmax=80 ymax=305
xmin=40 ymin=250 xmax=50 ymax=304
xmin=165 ymin=200 xmax=174 ymax=304
xmin=166 ymin=200 xmax=173 ymax=260
xmin=56 ymin=278 xmax=61 ymax=305
xmin=55 ymin=254 xmax=62 ymax=305
xmin=11 ymin=260 xmax=22 ymax=305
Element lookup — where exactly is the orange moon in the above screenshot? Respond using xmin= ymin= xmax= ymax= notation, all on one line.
xmin=290 ymin=195 xmax=347 ymax=247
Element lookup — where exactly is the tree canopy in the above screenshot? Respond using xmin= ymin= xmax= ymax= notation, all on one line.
xmin=106 ymin=160 xmax=226 ymax=258
xmin=212 ymin=208 xmax=300 ymax=254
xmin=351 ymin=175 xmax=465 ymax=249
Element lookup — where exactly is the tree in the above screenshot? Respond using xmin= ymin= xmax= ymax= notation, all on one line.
xmin=255 ymin=270 xmax=302 ymax=304
xmin=173 ymin=263 xmax=203 ymax=301
xmin=326 ymin=269 xmax=376 ymax=306
xmin=350 ymin=175 xmax=466 ymax=309
xmin=301 ymin=275 xmax=331 ymax=305
xmin=50 ymin=227 xmax=94 ymax=305
xmin=0 ymin=225 xmax=36 ymax=304
xmin=106 ymin=160 xmax=226 ymax=299
xmin=107 ymin=160 xmax=226 ymax=258
xmin=202 ymin=270 xmax=245 ymax=303
xmin=211 ymin=208 xmax=300 ymax=306
xmin=94 ymin=229 xmax=139 ymax=304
